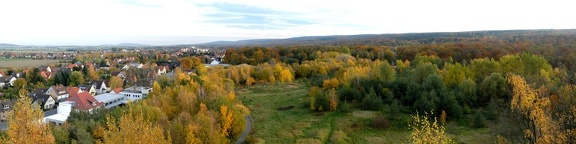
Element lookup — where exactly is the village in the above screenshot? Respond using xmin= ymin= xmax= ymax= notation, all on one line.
xmin=0 ymin=46 xmax=227 ymax=129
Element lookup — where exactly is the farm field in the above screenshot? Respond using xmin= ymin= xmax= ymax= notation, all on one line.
xmin=237 ymin=82 xmax=507 ymax=143
xmin=0 ymin=58 xmax=60 ymax=68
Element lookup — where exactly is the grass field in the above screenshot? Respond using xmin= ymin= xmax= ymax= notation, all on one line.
xmin=237 ymin=82 xmax=503 ymax=144
xmin=0 ymin=58 xmax=60 ymax=68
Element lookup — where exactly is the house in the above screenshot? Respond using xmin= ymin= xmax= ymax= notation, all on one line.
xmin=122 ymin=62 xmax=143 ymax=70
xmin=65 ymin=92 xmax=103 ymax=113
xmin=0 ymin=76 xmax=16 ymax=87
xmin=66 ymin=87 xmax=83 ymax=96
xmin=156 ymin=66 xmax=169 ymax=75
xmin=31 ymin=88 xmax=56 ymax=110
xmin=0 ymin=99 xmax=15 ymax=122
xmin=40 ymin=65 xmax=52 ymax=72
xmin=46 ymin=85 xmax=70 ymax=102
xmin=111 ymin=71 xmax=126 ymax=79
xmin=90 ymin=80 xmax=110 ymax=95
xmin=78 ymin=84 xmax=97 ymax=96
xmin=94 ymin=93 xmax=126 ymax=109
xmin=44 ymin=102 xmax=72 ymax=125
xmin=120 ymin=86 xmax=152 ymax=102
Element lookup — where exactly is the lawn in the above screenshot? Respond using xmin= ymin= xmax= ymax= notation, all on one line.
xmin=237 ymin=82 xmax=503 ymax=144
xmin=0 ymin=58 xmax=60 ymax=68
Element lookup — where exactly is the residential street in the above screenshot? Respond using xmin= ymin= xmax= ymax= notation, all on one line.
xmin=0 ymin=109 xmax=57 ymax=130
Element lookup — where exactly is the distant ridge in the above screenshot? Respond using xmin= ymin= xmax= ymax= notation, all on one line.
xmin=99 ymin=43 xmax=150 ymax=47
xmin=0 ymin=43 xmax=19 ymax=47
xmin=197 ymin=29 xmax=576 ymax=48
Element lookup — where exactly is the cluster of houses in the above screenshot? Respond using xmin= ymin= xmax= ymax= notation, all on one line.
xmin=0 ymin=78 xmax=152 ymax=124
xmin=39 ymin=82 xmax=152 ymax=125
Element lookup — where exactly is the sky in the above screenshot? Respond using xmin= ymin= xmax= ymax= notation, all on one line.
xmin=0 ymin=0 xmax=574 ymax=45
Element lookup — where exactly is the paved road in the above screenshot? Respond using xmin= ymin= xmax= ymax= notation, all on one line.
xmin=235 ymin=116 xmax=253 ymax=144
xmin=0 ymin=109 xmax=58 ymax=130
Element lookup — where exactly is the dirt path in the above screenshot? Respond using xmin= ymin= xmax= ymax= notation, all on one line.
xmin=235 ymin=116 xmax=252 ymax=144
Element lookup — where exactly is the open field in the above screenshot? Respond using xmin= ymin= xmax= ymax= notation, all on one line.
xmin=237 ymin=82 xmax=502 ymax=143
xmin=237 ymin=82 xmax=409 ymax=143
xmin=0 ymin=58 xmax=60 ymax=68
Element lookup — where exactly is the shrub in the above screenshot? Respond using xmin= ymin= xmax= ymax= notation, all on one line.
xmin=372 ymin=115 xmax=390 ymax=129
xmin=473 ymin=111 xmax=486 ymax=128
xmin=360 ymin=89 xmax=383 ymax=110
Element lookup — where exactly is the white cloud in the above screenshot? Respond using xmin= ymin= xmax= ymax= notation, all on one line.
xmin=0 ymin=0 xmax=574 ymax=45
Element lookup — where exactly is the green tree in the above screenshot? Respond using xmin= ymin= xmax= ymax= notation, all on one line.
xmin=26 ymin=67 xmax=45 ymax=85
xmin=479 ymin=73 xmax=508 ymax=104
xmin=470 ymin=58 xmax=500 ymax=83
xmin=69 ymin=71 xmax=85 ymax=86
xmin=13 ymin=78 xmax=27 ymax=90
xmin=456 ymin=79 xmax=477 ymax=107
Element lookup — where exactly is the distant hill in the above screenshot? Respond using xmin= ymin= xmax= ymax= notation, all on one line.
xmin=0 ymin=43 xmax=19 ymax=47
xmin=117 ymin=43 xmax=150 ymax=47
xmin=99 ymin=43 xmax=150 ymax=47
xmin=197 ymin=29 xmax=576 ymax=48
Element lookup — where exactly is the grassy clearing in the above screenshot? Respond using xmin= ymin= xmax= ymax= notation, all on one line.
xmin=238 ymin=82 xmax=509 ymax=143
xmin=237 ymin=82 xmax=410 ymax=143
xmin=0 ymin=58 xmax=60 ymax=68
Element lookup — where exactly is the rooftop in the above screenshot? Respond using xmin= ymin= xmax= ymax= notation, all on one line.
xmin=94 ymin=93 xmax=125 ymax=103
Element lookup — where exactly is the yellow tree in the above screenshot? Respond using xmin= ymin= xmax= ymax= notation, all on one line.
xmin=220 ymin=105 xmax=234 ymax=137
xmin=108 ymin=76 xmax=123 ymax=89
xmin=88 ymin=65 xmax=100 ymax=80
xmin=328 ymin=88 xmax=338 ymax=111
xmin=507 ymin=74 xmax=568 ymax=144
xmin=186 ymin=123 xmax=202 ymax=144
xmin=4 ymin=89 xmax=55 ymax=144
xmin=409 ymin=112 xmax=453 ymax=144
xmin=102 ymin=110 xmax=170 ymax=144
xmin=179 ymin=57 xmax=193 ymax=71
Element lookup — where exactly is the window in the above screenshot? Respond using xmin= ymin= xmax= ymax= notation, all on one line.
xmin=3 ymin=105 xmax=8 ymax=109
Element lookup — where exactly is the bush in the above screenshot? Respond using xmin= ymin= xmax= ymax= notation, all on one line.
xmin=473 ymin=111 xmax=486 ymax=128
xmin=372 ymin=115 xmax=390 ymax=129
xmin=360 ymin=89 xmax=383 ymax=110
xmin=485 ymin=100 xmax=499 ymax=120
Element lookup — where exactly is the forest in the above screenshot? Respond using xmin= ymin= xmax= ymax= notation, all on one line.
xmin=2 ymin=30 xmax=576 ymax=143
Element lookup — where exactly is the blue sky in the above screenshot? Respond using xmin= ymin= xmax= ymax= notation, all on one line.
xmin=0 ymin=0 xmax=575 ymax=45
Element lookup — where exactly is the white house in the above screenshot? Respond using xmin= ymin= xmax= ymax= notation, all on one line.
xmin=0 ymin=76 xmax=16 ymax=87
xmin=44 ymin=102 xmax=72 ymax=125
xmin=31 ymin=88 xmax=56 ymax=110
xmin=90 ymin=80 xmax=110 ymax=95
xmin=94 ymin=93 xmax=127 ymax=109
xmin=122 ymin=62 xmax=144 ymax=70
xmin=120 ymin=86 xmax=152 ymax=102
xmin=156 ymin=66 xmax=168 ymax=75
xmin=46 ymin=85 xmax=69 ymax=102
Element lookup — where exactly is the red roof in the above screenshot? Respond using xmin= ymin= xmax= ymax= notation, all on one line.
xmin=66 ymin=92 xmax=103 ymax=111
xmin=112 ymin=88 xmax=123 ymax=94
xmin=67 ymin=87 xmax=81 ymax=95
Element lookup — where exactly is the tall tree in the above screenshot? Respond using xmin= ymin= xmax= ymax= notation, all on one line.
xmin=179 ymin=57 xmax=193 ymax=71
xmin=87 ymin=65 xmax=99 ymax=80
xmin=3 ymin=89 xmax=55 ymax=144
xmin=109 ymin=76 xmax=123 ymax=89
xmin=507 ymin=74 xmax=568 ymax=144
xmin=69 ymin=71 xmax=85 ymax=86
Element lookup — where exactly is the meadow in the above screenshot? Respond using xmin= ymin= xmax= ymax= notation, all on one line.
xmin=0 ymin=58 xmax=60 ymax=68
xmin=237 ymin=82 xmax=504 ymax=143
